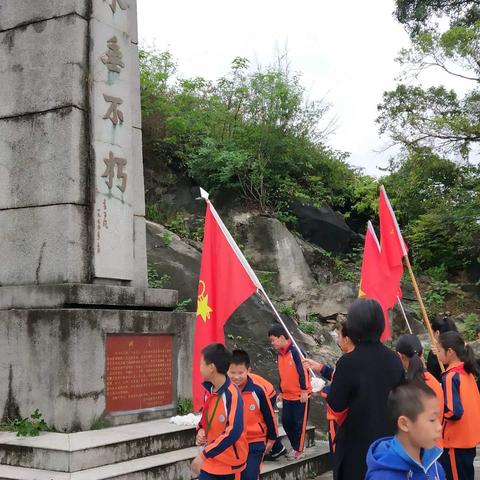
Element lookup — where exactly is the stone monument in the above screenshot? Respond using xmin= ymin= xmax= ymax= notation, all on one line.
xmin=0 ymin=0 xmax=193 ymax=434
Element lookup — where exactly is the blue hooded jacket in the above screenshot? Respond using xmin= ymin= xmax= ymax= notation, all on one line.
xmin=366 ymin=436 xmax=445 ymax=480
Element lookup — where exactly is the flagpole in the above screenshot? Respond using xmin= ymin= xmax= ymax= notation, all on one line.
xmin=198 ymin=188 xmax=321 ymax=386
xmin=397 ymin=296 xmax=412 ymax=334
xmin=381 ymin=186 xmax=444 ymax=372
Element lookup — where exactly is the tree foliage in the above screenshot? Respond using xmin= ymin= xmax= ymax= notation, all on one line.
xmin=140 ymin=49 xmax=369 ymax=218
xmin=140 ymin=47 xmax=480 ymax=274
xmin=395 ymin=0 xmax=480 ymax=33
xmin=377 ymin=21 xmax=480 ymax=157
xmin=382 ymin=147 xmax=480 ymax=270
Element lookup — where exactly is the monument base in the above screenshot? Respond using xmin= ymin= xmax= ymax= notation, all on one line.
xmin=0 ymin=306 xmax=194 ymax=432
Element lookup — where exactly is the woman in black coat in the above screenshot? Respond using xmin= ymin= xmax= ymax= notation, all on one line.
xmin=327 ymin=298 xmax=405 ymax=480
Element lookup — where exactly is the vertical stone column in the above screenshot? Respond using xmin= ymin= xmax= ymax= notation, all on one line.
xmin=0 ymin=0 xmax=147 ymax=288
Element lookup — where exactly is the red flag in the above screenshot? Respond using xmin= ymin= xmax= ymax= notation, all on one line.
xmin=359 ymin=222 xmax=392 ymax=341
xmin=192 ymin=200 xmax=257 ymax=411
xmin=379 ymin=186 xmax=407 ymax=305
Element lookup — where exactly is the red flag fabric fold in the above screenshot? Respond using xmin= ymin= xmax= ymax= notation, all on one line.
xmin=192 ymin=202 xmax=257 ymax=411
xmin=359 ymin=222 xmax=392 ymax=341
xmin=379 ymin=186 xmax=408 ymax=305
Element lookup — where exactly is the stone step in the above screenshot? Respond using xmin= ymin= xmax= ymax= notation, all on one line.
xmin=0 ymin=419 xmax=316 ymax=472
xmin=0 ymin=443 xmax=330 ymax=480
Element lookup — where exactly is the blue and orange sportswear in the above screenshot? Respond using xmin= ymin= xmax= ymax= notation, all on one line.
xmin=197 ymin=377 xmax=248 ymax=475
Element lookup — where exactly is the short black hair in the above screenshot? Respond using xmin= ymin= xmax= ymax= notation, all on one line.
xmin=388 ymin=381 xmax=436 ymax=432
xmin=201 ymin=343 xmax=232 ymax=374
xmin=268 ymin=324 xmax=288 ymax=339
xmin=231 ymin=349 xmax=250 ymax=368
xmin=346 ymin=298 xmax=385 ymax=343
xmin=431 ymin=315 xmax=457 ymax=334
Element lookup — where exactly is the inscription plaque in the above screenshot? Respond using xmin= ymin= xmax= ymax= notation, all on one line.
xmin=106 ymin=335 xmax=173 ymax=413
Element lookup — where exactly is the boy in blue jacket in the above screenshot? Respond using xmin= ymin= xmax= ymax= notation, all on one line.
xmin=366 ymin=381 xmax=445 ymax=480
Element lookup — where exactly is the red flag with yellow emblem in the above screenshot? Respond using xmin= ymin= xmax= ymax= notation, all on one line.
xmin=359 ymin=221 xmax=392 ymax=341
xmin=193 ymin=197 xmax=258 ymax=411
xmin=379 ymin=186 xmax=408 ymax=306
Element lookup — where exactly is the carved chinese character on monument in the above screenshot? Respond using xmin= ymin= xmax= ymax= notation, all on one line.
xmin=103 ymin=94 xmax=124 ymax=125
xmin=101 ymin=36 xmax=125 ymax=73
xmin=105 ymin=335 xmax=174 ymax=413
xmin=102 ymin=151 xmax=128 ymax=192
xmin=108 ymin=0 xmax=129 ymax=14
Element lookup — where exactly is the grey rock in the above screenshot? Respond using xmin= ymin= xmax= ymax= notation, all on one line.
xmin=292 ymin=202 xmax=362 ymax=254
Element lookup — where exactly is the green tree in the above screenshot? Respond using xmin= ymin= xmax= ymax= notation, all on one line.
xmin=377 ymin=22 xmax=480 ymax=158
xmin=140 ymin=48 xmax=367 ymax=219
xmin=395 ymin=0 xmax=480 ymax=33
xmin=382 ymin=147 xmax=480 ymax=270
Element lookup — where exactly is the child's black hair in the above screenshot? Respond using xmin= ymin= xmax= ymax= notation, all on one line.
xmin=438 ymin=331 xmax=478 ymax=375
xmin=231 ymin=349 xmax=250 ymax=368
xmin=346 ymin=298 xmax=385 ymax=343
xmin=396 ymin=334 xmax=425 ymax=383
xmin=431 ymin=315 xmax=458 ymax=334
xmin=388 ymin=381 xmax=436 ymax=432
xmin=268 ymin=324 xmax=288 ymax=339
xmin=201 ymin=343 xmax=232 ymax=374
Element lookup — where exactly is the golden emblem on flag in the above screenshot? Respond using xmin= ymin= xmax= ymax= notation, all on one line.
xmin=196 ymin=280 xmax=213 ymax=323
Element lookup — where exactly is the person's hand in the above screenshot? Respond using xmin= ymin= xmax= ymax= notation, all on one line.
xmin=300 ymin=390 xmax=308 ymax=404
xmin=430 ymin=342 xmax=438 ymax=356
xmin=191 ymin=453 xmax=205 ymax=476
xmin=265 ymin=438 xmax=276 ymax=454
xmin=195 ymin=428 xmax=207 ymax=446
xmin=302 ymin=358 xmax=322 ymax=372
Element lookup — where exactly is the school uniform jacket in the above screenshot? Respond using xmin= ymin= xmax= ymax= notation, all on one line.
xmin=277 ymin=340 xmax=311 ymax=401
xmin=241 ymin=376 xmax=278 ymax=444
xmin=249 ymin=373 xmax=276 ymax=401
xmin=198 ymin=377 xmax=248 ymax=475
xmin=423 ymin=371 xmax=444 ymax=449
xmin=441 ymin=362 xmax=480 ymax=449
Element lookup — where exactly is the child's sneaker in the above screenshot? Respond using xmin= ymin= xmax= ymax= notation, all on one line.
xmin=264 ymin=445 xmax=286 ymax=461
xmin=286 ymin=449 xmax=304 ymax=461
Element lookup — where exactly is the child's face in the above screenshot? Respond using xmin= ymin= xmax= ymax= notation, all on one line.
xmin=399 ymin=396 xmax=442 ymax=450
xmin=270 ymin=335 xmax=288 ymax=351
xmin=228 ymin=363 xmax=249 ymax=388
xmin=200 ymin=355 xmax=215 ymax=382
xmin=436 ymin=344 xmax=453 ymax=365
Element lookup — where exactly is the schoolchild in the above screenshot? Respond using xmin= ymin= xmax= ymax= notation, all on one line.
xmin=192 ymin=343 xmax=248 ymax=480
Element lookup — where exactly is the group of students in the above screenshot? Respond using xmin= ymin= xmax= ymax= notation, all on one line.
xmin=190 ymin=298 xmax=480 ymax=480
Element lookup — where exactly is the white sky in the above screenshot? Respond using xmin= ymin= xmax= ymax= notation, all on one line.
xmin=136 ymin=0 xmax=464 ymax=175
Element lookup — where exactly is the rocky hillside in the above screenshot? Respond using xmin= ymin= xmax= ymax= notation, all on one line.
xmin=146 ymin=183 xmax=480 ymax=434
